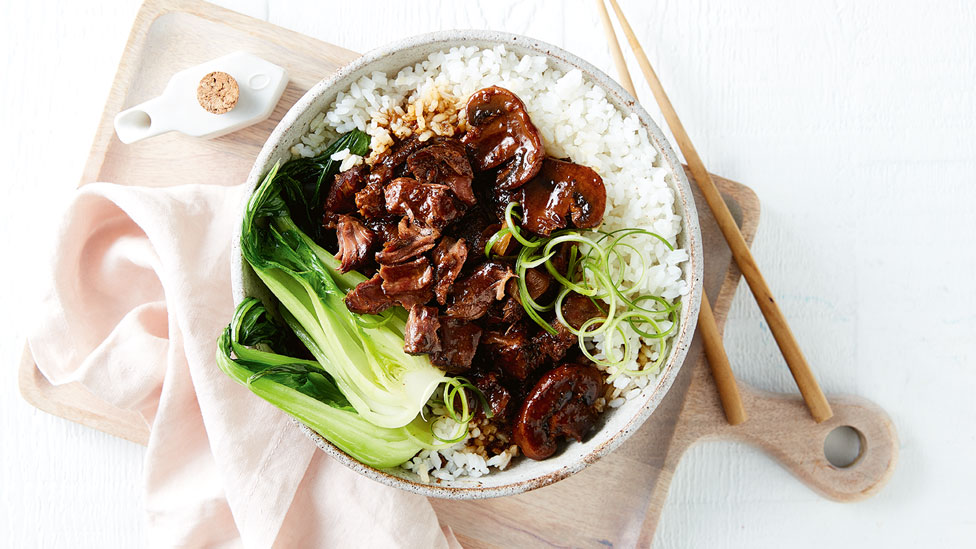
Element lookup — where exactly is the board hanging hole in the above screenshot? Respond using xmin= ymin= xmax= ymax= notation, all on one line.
xmin=824 ymin=425 xmax=864 ymax=468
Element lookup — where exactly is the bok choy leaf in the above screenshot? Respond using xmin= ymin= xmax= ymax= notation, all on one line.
xmin=275 ymin=130 xmax=371 ymax=240
xmin=239 ymin=158 xmax=447 ymax=429
xmin=216 ymin=297 xmax=444 ymax=468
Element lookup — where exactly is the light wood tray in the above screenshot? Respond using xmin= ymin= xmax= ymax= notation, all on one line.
xmin=17 ymin=0 xmax=898 ymax=546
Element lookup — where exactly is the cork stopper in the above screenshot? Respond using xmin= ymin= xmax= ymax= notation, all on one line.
xmin=197 ymin=71 xmax=240 ymax=114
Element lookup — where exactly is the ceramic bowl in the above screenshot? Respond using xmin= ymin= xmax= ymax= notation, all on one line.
xmin=231 ymin=30 xmax=703 ymax=499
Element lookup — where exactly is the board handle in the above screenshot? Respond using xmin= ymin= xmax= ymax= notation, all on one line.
xmin=724 ymin=387 xmax=899 ymax=501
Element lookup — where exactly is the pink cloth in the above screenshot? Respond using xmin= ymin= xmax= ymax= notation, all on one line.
xmin=28 ymin=182 xmax=460 ymax=548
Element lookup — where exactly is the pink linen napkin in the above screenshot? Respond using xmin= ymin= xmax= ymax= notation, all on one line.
xmin=27 ymin=182 xmax=460 ymax=548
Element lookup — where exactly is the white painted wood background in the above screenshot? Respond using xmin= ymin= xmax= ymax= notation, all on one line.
xmin=2 ymin=0 xmax=974 ymax=547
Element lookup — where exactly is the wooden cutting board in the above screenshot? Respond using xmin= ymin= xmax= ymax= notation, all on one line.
xmin=16 ymin=0 xmax=898 ymax=546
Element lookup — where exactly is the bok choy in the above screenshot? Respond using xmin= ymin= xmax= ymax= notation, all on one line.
xmin=216 ymin=297 xmax=445 ymax=468
xmin=237 ymin=146 xmax=447 ymax=429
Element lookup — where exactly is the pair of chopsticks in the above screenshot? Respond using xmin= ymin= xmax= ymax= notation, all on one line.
xmin=596 ymin=0 xmax=833 ymax=424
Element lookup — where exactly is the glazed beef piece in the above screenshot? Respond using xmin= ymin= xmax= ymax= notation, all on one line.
xmin=496 ymin=296 xmax=524 ymax=324
xmin=375 ymin=231 xmax=437 ymax=265
xmin=512 ymin=364 xmax=604 ymax=460
xmin=404 ymin=305 xmax=441 ymax=355
xmin=384 ymin=177 xmax=461 ymax=230
xmin=443 ymin=262 xmax=516 ymax=320
xmin=378 ymin=256 xmax=434 ymax=307
xmin=430 ymin=318 xmax=483 ymax=373
xmin=533 ymin=293 xmax=603 ymax=361
xmin=324 ymin=164 xmax=367 ymax=214
xmin=533 ymin=323 xmax=577 ymax=362
xmin=334 ymin=215 xmax=377 ymax=273
xmin=366 ymin=135 xmax=431 ymax=187
xmin=462 ymin=86 xmax=545 ymax=190
xmin=471 ymin=371 xmax=512 ymax=420
xmin=365 ymin=217 xmax=400 ymax=245
xmin=488 ymin=268 xmax=549 ymax=324
xmin=519 ymin=158 xmax=607 ymax=236
xmin=480 ymin=323 xmax=540 ymax=381
xmin=432 ymin=237 xmax=468 ymax=305
xmin=355 ymin=181 xmax=387 ymax=219
xmin=451 ymin=209 xmax=494 ymax=266
xmin=344 ymin=274 xmax=394 ymax=315
xmin=407 ymin=139 xmax=476 ymax=205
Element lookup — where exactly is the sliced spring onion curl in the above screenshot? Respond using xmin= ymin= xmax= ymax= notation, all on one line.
xmin=485 ymin=202 xmax=682 ymax=379
xmin=426 ymin=377 xmax=494 ymax=444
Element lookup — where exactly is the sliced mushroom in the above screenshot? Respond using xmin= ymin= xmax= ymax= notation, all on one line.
xmin=461 ymin=86 xmax=545 ymax=190
xmin=519 ymin=158 xmax=607 ymax=236
xmin=512 ymin=364 xmax=604 ymax=460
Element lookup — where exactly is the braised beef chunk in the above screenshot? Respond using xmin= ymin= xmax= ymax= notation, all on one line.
xmin=499 ymin=296 xmax=524 ymax=324
xmin=520 ymin=158 xmax=607 ymax=236
xmin=443 ymin=262 xmax=516 ymax=320
xmin=452 ymin=209 xmax=493 ymax=266
xmin=384 ymin=177 xmax=461 ymax=229
xmin=533 ymin=322 xmax=578 ymax=362
xmin=430 ymin=319 xmax=482 ymax=373
xmin=324 ymin=164 xmax=367 ymax=214
xmin=345 ymin=274 xmax=394 ymax=315
xmin=367 ymin=135 xmax=430 ymax=187
xmin=432 ymin=237 xmax=468 ymax=305
xmin=334 ymin=215 xmax=377 ymax=273
xmin=407 ymin=139 xmax=476 ymax=205
xmin=375 ymin=232 xmax=437 ymax=265
xmin=481 ymin=324 xmax=539 ymax=381
xmin=462 ymin=86 xmax=545 ymax=190
xmin=365 ymin=217 xmax=400 ymax=245
xmin=396 ymin=216 xmax=441 ymax=240
xmin=404 ymin=305 xmax=441 ymax=355
xmin=472 ymin=371 xmax=512 ymax=420
xmin=355 ymin=181 xmax=387 ymax=219
xmin=379 ymin=256 xmax=434 ymax=297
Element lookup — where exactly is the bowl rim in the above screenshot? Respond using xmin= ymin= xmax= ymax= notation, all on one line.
xmin=232 ymin=29 xmax=703 ymax=499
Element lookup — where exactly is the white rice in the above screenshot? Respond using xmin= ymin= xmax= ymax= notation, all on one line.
xmin=292 ymin=46 xmax=689 ymax=481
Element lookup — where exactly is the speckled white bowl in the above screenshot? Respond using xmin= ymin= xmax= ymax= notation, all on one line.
xmin=231 ymin=30 xmax=703 ymax=499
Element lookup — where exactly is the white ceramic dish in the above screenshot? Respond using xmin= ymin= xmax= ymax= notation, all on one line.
xmin=231 ymin=30 xmax=703 ymax=499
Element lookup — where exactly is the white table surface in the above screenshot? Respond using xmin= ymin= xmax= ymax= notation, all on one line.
xmin=2 ymin=0 xmax=974 ymax=547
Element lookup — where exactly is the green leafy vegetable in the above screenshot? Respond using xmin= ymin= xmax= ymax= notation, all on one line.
xmin=216 ymin=297 xmax=448 ymax=468
xmin=240 ymin=159 xmax=449 ymax=429
xmin=274 ymin=130 xmax=370 ymax=239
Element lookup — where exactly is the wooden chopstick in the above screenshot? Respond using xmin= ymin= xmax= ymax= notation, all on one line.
xmin=603 ymin=0 xmax=833 ymax=423
xmin=595 ymin=0 xmax=746 ymax=426
xmin=595 ymin=0 xmax=637 ymax=100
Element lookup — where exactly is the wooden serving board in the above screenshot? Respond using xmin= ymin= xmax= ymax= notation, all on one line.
xmin=17 ymin=0 xmax=898 ymax=546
